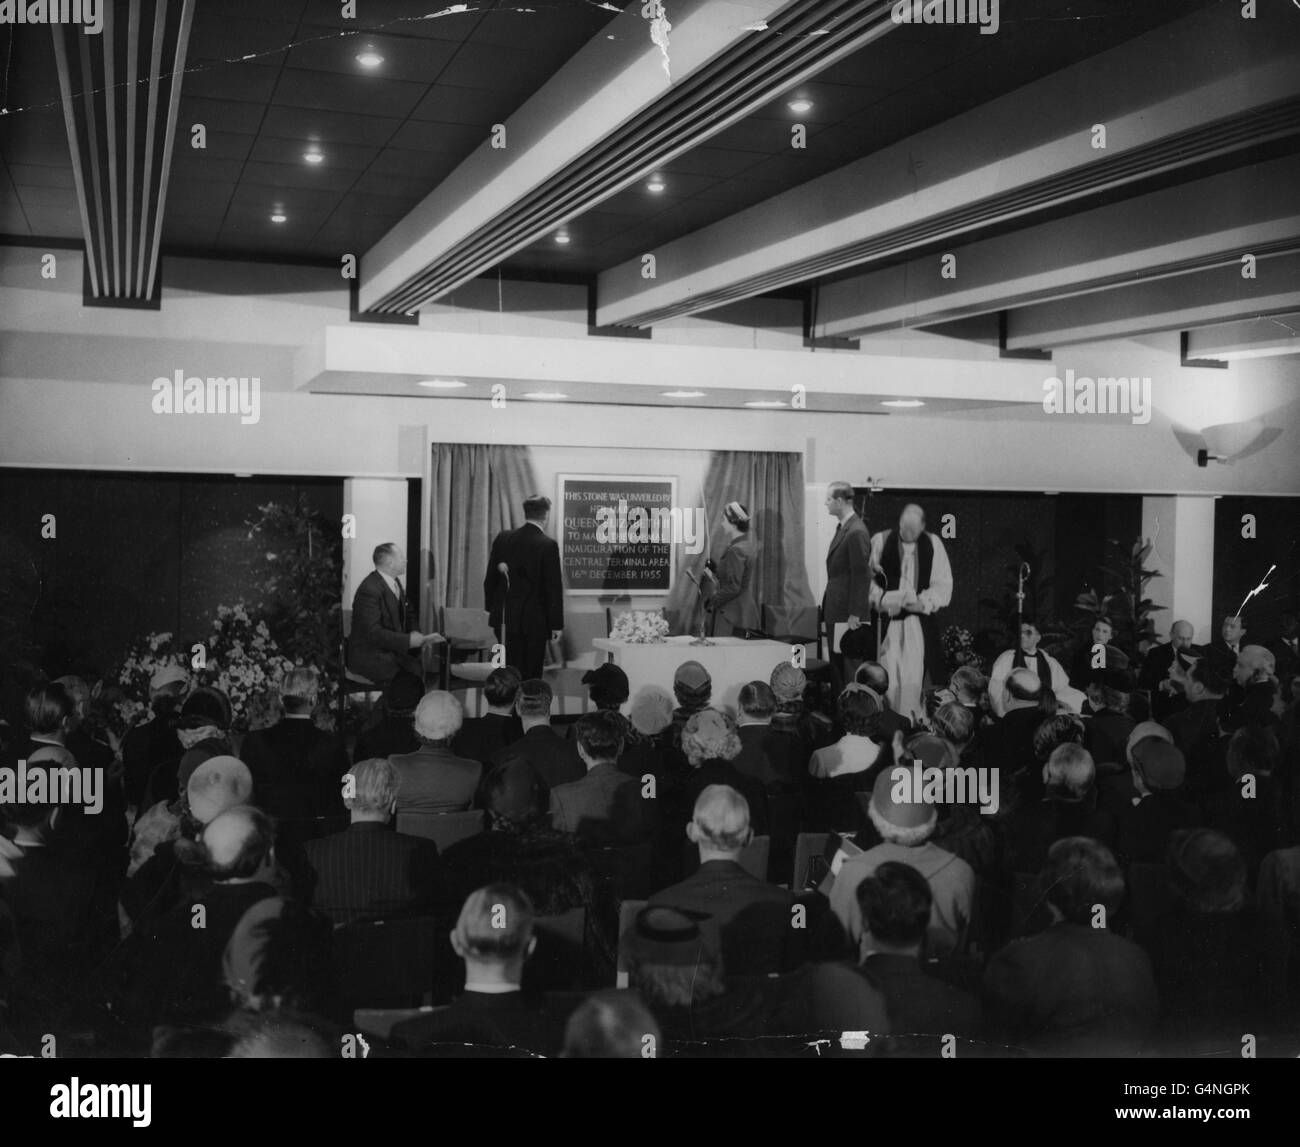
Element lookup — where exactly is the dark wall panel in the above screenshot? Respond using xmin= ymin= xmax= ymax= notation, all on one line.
xmin=1213 ymin=496 xmax=1300 ymax=644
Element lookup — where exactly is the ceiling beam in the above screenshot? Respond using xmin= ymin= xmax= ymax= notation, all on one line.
xmin=51 ymin=0 xmax=195 ymax=303
xmin=1184 ymin=313 xmax=1300 ymax=362
xmin=595 ymin=3 xmax=1300 ymax=327
xmin=816 ymin=156 xmax=1300 ymax=338
xmin=358 ymin=0 xmax=906 ymax=314
xmin=1003 ymin=251 xmax=1300 ymax=351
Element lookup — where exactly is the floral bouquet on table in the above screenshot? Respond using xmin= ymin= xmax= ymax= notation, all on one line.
xmin=610 ymin=610 xmax=670 ymax=644
xmin=197 ymin=603 xmax=297 ymax=734
xmin=108 ymin=632 xmax=183 ymax=740
xmin=941 ymin=625 xmax=983 ymax=673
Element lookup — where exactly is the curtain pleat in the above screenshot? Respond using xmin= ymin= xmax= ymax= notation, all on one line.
xmin=429 ymin=444 xmax=540 ymax=614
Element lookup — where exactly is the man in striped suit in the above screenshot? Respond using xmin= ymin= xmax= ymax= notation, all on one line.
xmin=301 ymin=757 xmax=441 ymax=926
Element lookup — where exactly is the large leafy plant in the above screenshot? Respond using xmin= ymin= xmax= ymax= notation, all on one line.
xmin=1073 ymin=537 xmax=1166 ymax=657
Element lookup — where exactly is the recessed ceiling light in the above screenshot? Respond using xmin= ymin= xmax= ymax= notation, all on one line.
xmin=355 ymin=50 xmax=384 ymax=68
xmin=881 ymin=399 xmax=925 ymax=407
xmin=270 ymin=212 xmax=287 ymax=223
xmin=417 ymin=379 xmax=467 ymax=389
xmin=647 ymin=176 xmax=666 ymax=192
xmin=524 ymin=391 xmax=568 ymax=400
xmin=787 ymin=97 xmax=814 ymax=114
xmin=662 ymin=389 xmax=705 ymax=398
xmin=554 ymin=232 xmax=571 ymax=245
xmin=303 ymin=150 xmax=324 ymax=164
xmin=744 ymin=400 xmax=787 ymax=408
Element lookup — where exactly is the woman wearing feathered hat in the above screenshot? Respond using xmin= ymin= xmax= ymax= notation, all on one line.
xmin=701 ymin=501 xmax=760 ymax=637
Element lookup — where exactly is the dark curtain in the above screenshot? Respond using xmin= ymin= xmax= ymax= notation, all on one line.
xmin=429 ymin=444 xmax=540 ymax=613
xmin=667 ymin=450 xmax=814 ymax=633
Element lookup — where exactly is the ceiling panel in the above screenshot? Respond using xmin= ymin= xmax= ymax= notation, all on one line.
xmin=239 ymin=159 xmax=360 ymax=193
xmin=271 ymin=68 xmax=429 ymax=119
xmin=409 ymin=83 xmax=525 ymax=127
xmin=283 ymin=27 xmax=460 ymax=82
xmin=258 ymin=106 xmax=403 ymax=145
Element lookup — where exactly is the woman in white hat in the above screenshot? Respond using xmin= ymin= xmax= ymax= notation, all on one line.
xmin=702 ymin=502 xmax=760 ymax=637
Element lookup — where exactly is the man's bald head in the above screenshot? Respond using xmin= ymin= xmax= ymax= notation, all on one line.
xmin=687 ymin=784 xmax=751 ymax=855
xmin=1235 ymin=644 xmax=1275 ymax=687
xmin=203 ymin=805 xmax=276 ymax=882
xmin=1006 ymin=668 xmax=1043 ymax=705
xmin=1170 ymin=620 xmax=1194 ymax=652
xmin=899 ymin=504 xmax=926 ymax=543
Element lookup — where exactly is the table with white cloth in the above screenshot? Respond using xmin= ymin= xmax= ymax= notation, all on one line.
xmin=592 ymin=635 xmax=795 ymax=715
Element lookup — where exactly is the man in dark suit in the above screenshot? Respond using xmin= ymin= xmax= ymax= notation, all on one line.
xmin=1269 ymin=610 xmax=1299 ymax=682
xmin=110 ymin=806 xmax=281 ymax=1046
xmin=730 ymin=681 xmax=798 ymax=790
xmin=490 ymin=679 xmax=582 ymax=789
xmin=390 ymin=884 xmax=562 ymax=1057
xmin=1139 ymin=619 xmax=1197 ymax=723
xmin=301 ymin=757 xmax=440 ymax=925
xmin=453 ymin=667 xmax=522 ymax=766
xmin=389 ymin=692 xmax=482 ymax=814
xmin=1114 ymin=738 xmax=1200 ymax=865
xmin=1206 ymin=614 xmax=1247 ymax=677
xmin=648 ymin=784 xmax=791 ymax=976
xmin=983 ymin=838 xmax=1158 ymax=1056
xmin=854 ymin=661 xmax=914 ymax=742
xmin=484 ymin=495 xmax=564 ymax=681
xmin=550 ymin=712 xmax=655 ymax=846
xmin=855 ymin=861 xmax=982 ymax=1051
xmin=347 ymin=543 xmax=442 ymax=684
xmin=240 ymin=668 xmax=350 ymax=823
xmin=822 ymin=480 xmax=875 ymax=693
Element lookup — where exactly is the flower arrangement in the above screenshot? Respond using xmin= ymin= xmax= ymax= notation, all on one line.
xmin=610 ymin=610 xmax=670 ymax=644
xmin=942 ymin=625 xmax=983 ymax=672
xmin=106 ymin=602 xmax=337 ymax=735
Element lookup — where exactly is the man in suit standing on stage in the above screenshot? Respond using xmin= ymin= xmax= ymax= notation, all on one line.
xmin=823 ymin=481 xmax=876 ymax=694
xmin=485 ymin=495 xmax=564 ymax=681
xmin=347 ymin=543 xmax=442 ymax=684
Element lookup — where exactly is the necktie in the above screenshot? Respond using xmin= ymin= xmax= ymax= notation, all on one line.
xmin=395 ymin=578 xmax=405 ymax=619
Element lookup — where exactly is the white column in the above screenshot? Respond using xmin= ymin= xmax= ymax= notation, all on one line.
xmin=343 ymin=478 xmax=409 ymax=623
xmin=1141 ymin=495 xmax=1216 ymax=645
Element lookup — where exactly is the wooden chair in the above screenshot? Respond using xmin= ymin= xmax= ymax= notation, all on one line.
xmin=681 ymin=834 xmax=772 ymax=882
xmin=338 ymin=612 xmax=381 ymax=724
xmin=792 ymin=831 xmax=830 ymax=891
xmin=332 ymin=914 xmax=441 ymax=1014
xmin=395 ymin=809 xmax=484 ymax=851
xmin=762 ymin=603 xmax=831 ymax=682
xmin=615 ymin=899 xmax=648 ymax=989
xmin=440 ymin=606 xmax=496 ymax=691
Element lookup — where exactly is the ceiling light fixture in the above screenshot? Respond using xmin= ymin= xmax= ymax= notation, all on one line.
xmin=662 ymin=389 xmax=705 ymax=398
xmin=554 ymin=231 xmax=571 ymax=245
xmin=417 ymin=379 xmax=467 ymax=389
xmin=647 ymin=176 xmax=666 ymax=192
xmin=355 ymin=49 xmax=384 ymax=68
xmin=787 ymin=97 xmax=814 ymax=114
xmin=524 ymin=391 xmax=568 ymax=400
xmin=303 ymin=150 xmax=324 ymax=164
xmin=270 ymin=212 xmax=287 ymax=223
xmin=744 ymin=399 xmax=787 ymax=408
xmin=881 ymin=399 xmax=925 ymax=407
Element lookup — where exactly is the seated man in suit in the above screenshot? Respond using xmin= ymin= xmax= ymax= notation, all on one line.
xmin=856 ymin=861 xmax=982 ymax=1052
xmin=983 ymin=837 xmax=1158 ymax=1056
xmin=550 ymin=712 xmax=656 ymax=846
xmin=1114 ymin=736 xmax=1200 ymax=866
xmin=347 ymin=543 xmax=443 ymax=685
xmin=389 ymin=692 xmax=482 ymax=814
xmin=732 ymin=681 xmax=801 ymax=791
xmin=491 ymin=679 xmax=583 ymax=789
xmin=453 ymin=667 xmax=522 ymax=766
xmin=240 ymin=668 xmax=349 ymax=824
xmin=1140 ymin=619 xmax=1197 ymax=723
xmin=110 ymin=806 xmax=281 ymax=1047
xmin=649 ymin=784 xmax=792 ymax=976
xmin=390 ymin=884 xmax=562 ymax=1057
xmin=853 ymin=662 xmax=914 ymax=742
xmin=301 ymin=757 xmax=441 ymax=926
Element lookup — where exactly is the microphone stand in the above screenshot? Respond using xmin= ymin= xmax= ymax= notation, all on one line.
xmin=685 ymin=569 xmax=715 ymax=647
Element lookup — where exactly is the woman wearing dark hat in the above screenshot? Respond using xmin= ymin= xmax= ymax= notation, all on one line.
xmin=701 ymin=502 xmax=760 ymax=637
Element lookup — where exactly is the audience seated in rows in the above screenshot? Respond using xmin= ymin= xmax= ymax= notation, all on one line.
xmin=390 ymin=691 xmax=481 ymax=814
xmin=491 ymin=679 xmax=583 ymax=789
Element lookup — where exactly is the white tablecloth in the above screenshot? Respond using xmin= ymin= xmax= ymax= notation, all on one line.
xmin=592 ymin=635 xmax=794 ymax=715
